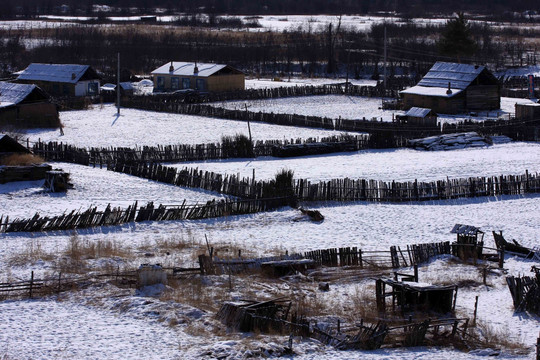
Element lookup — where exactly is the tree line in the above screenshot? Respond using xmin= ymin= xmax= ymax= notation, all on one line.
xmin=2 ymin=0 xmax=540 ymax=19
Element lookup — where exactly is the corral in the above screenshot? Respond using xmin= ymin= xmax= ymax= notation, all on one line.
xmin=1 ymin=79 xmax=540 ymax=360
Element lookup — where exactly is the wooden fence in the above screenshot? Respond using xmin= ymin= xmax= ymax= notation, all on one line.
xmin=0 ymin=197 xmax=291 ymax=233
xmin=294 ymin=170 xmax=540 ymax=202
xmin=31 ymin=135 xmax=369 ymax=166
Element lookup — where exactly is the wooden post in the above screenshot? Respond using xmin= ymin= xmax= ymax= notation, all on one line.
xmin=499 ymin=246 xmax=505 ymax=269
xmin=359 ymin=249 xmax=363 ymax=268
xmin=452 ymin=286 xmax=458 ymax=312
xmin=414 ymin=264 xmax=419 ymax=282
xmin=536 ymin=333 xmax=539 ymax=360
xmin=29 ymin=271 xmax=34 ymax=298
xmin=57 ymin=272 xmax=62 ymax=294
xmin=337 ymin=319 xmax=341 ymax=333
xmin=473 ymin=295 xmax=479 ymax=326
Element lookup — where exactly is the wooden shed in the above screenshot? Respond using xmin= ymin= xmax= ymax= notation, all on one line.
xmin=16 ymin=63 xmax=101 ymax=97
xmin=151 ymin=61 xmax=245 ymax=93
xmin=376 ymin=278 xmax=457 ymax=315
xmin=515 ymin=102 xmax=540 ymax=120
xmin=404 ymin=107 xmax=438 ymax=127
xmin=0 ymin=82 xmax=59 ymax=128
xmin=400 ymin=62 xmax=500 ymax=114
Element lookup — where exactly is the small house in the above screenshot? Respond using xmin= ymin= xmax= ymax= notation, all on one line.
xmin=404 ymin=107 xmax=438 ymax=127
xmin=151 ymin=61 xmax=245 ymax=93
xmin=401 ymin=62 xmax=500 ymax=114
xmin=16 ymin=63 xmax=101 ymax=97
xmin=0 ymin=82 xmax=59 ymax=128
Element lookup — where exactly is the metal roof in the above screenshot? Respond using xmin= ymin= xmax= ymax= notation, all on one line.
xmin=417 ymin=62 xmax=485 ymax=90
xmin=450 ymin=223 xmax=483 ymax=235
xmin=405 ymin=107 xmax=434 ymax=118
xmin=151 ymin=62 xmax=230 ymax=77
xmin=0 ymin=82 xmax=38 ymax=108
xmin=17 ymin=63 xmax=91 ymax=84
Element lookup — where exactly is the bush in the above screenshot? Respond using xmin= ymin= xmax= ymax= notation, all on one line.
xmin=221 ymin=133 xmax=254 ymax=158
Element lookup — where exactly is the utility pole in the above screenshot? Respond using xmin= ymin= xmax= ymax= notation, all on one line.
xmin=117 ymin=52 xmax=120 ymax=115
xmin=383 ymin=25 xmax=387 ymax=93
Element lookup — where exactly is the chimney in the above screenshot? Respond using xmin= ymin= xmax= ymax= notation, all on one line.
xmin=194 ymin=62 xmax=198 ymax=74
xmin=169 ymin=61 xmax=174 ymax=73
xmin=446 ymin=82 xmax=452 ymax=95
xmin=71 ymin=73 xmax=76 ymax=80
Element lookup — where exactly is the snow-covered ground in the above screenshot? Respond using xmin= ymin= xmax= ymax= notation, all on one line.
xmin=2 ymin=102 xmax=540 ymax=359
xmin=218 ymin=95 xmax=537 ymax=123
xmin=172 ymin=142 xmax=540 ymax=182
xmin=246 ymin=77 xmax=377 ymax=89
xmin=24 ymin=104 xmax=348 ymax=148
xmin=0 ymin=163 xmax=228 ymax=219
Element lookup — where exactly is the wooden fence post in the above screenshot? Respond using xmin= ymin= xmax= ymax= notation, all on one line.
xmin=29 ymin=271 xmax=34 ymax=299
xmin=473 ymin=295 xmax=479 ymax=326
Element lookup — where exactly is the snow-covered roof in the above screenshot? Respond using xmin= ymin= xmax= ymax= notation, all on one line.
xmin=120 ymin=82 xmax=134 ymax=90
xmin=405 ymin=107 xmax=434 ymax=118
xmin=17 ymin=63 xmax=93 ymax=84
xmin=451 ymin=223 xmax=483 ymax=235
xmin=400 ymin=85 xmax=463 ymax=98
xmin=418 ymin=62 xmax=486 ymax=90
xmin=151 ymin=62 xmax=234 ymax=77
xmin=0 ymin=82 xmax=39 ymax=108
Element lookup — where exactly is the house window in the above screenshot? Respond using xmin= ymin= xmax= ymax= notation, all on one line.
xmin=182 ymin=78 xmax=191 ymax=89
xmin=156 ymin=76 xmax=165 ymax=90
xmin=88 ymin=82 xmax=98 ymax=96
xmin=195 ymin=79 xmax=206 ymax=91
xmin=171 ymin=77 xmax=180 ymax=90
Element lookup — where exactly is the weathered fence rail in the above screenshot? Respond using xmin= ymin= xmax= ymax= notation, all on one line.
xmin=294 ymin=170 xmax=540 ymax=202
xmin=31 ymin=135 xmax=370 ymax=166
xmin=0 ymin=197 xmax=291 ymax=233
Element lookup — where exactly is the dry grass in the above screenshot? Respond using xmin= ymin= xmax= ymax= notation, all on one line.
xmin=471 ymin=321 xmax=531 ymax=354
xmin=0 ymin=153 xmax=44 ymax=166
xmin=65 ymin=233 xmax=129 ymax=261
xmin=7 ymin=239 xmax=55 ymax=267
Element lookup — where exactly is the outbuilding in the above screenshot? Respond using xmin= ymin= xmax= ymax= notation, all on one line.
xmin=16 ymin=63 xmax=101 ymax=97
xmin=400 ymin=62 xmax=500 ymax=114
xmin=403 ymin=107 xmax=438 ymax=127
xmin=0 ymin=82 xmax=59 ymax=128
xmin=151 ymin=61 xmax=245 ymax=93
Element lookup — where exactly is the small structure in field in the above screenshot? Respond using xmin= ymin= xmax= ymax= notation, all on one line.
xmin=151 ymin=61 xmax=245 ymax=93
xmin=137 ymin=264 xmax=168 ymax=288
xmin=451 ymin=224 xmax=484 ymax=261
xmin=376 ymin=278 xmax=457 ymax=315
xmin=403 ymin=107 xmax=438 ymax=127
xmin=16 ymin=63 xmax=101 ymax=97
xmin=400 ymin=62 xmax=500 ymax=114
xmin=407 ymin=132 xmax=490 ymax=151
xmin=216 ymin=298 xmax=292 ymax=333
xmin=506 ymin=266 xmax=540 ymax=315
xmin=0 ymin=82 xmax=59 ymax=128
xmin=43 ymin=170 xmax=73 ymax=192
xmin=261 ymin=258 xmax=316 ymax=277
xmin=515 ymin=102 xmax=540 ymax=120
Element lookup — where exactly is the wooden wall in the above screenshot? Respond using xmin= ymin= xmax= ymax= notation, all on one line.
xmin=465 ymin=85 xmax=500 ymax=110
xmin=0 ymin=103 xmax=60 ymax=128
xmin=402 ymin=93 xmax=465 ymax=114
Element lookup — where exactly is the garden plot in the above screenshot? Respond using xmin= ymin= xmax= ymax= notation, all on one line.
xmin=25 ymin=104 xmax=347 ymax=148
xmin=0 ymin=162 xmax=227 ymax=219
xmin=172 ymin=142 xmax=540 ymax=182
xmin=218 ymin=95 xmax=535 ymax=124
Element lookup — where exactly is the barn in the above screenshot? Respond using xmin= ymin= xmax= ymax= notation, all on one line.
xmin=151 ymin=62 xmax=245 ymax=93
xmin=0 ymin=82 xmax=59 ymax=128
xmin=400 ymin=62 xmax=500 ymax=114
xmin=16 ymin=63 xmax=101 ymax=97
xmin=0 ymin=134 xmax=30 ymax=154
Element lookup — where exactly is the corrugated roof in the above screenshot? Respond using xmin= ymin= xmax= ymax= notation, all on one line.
xmin=405 ymin=107 xmax=433 ymax=118
xmin=17 ymin=63 xmax=90 ymax=84
xmin=417 ymin=62 xmax=485 ymax=90
xmin=0 ymin=82 xmax=38 ymax=108
xmin=151 ymin=62 xmax=229 ymax=77
xmin=401 ymin=85 xmax=463 ymax=98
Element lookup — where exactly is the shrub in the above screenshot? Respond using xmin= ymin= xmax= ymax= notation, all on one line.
xmin=221 ymin=133 xmax=254 ymax=158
